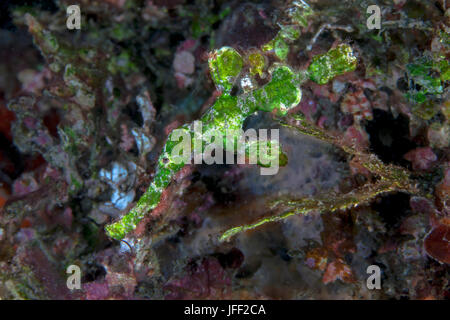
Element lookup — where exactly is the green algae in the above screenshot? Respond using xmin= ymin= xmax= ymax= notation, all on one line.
xmin=262 ymin=25 xmax=301 ymax=60
xmin=279 ymin=25 xmax=301 ymax=41
xmin=110 ymin=23 xmax=135 ymax=41
xmin=247 ymin=52 xmax=266 ymax=77
xmin=260 ymin=1 xmax=312 ymax=61
xmin=269 ymin=24 xmax=303 ymax=60
xmin=307 ymin=44 xmax=357 ymax=84
xmin=190 ymin=7 xmax=231 ymax=39
xmin=106 ymin=44 xmax=358 ymax=240
xmin=274 ymin=37 xmax=290 ymax=60
xmin=287 ymin=0 xmax=314 ymax=28
xmin=105 ymin=64 xmax=302 ymax=240
xmin=251 ymin=66 xmax=302 ymax=115
xmin=405 ymin=56 xmax=447 ymax=105
xmin=412 ymin=101 xmax=439 ymax=120
xmin=107 ymin=51 xmax=138 ymax=75
xmin=208 ymin=47 xmax=243 ymax=92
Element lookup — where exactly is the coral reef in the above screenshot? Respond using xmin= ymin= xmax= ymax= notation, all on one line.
xmin=106 ymin=42 xmax=357 ymax=240
xmin=0 ymin=0 xmax=448 ymax=300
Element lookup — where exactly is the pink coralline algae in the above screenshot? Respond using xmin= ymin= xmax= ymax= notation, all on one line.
xmin=403 ymin=147 xmax=437 ymax=171
xmin=173 ymin=41 xmax=197 ymax=89
xmin=174 ymin=51 xmax=196 ymax=75
xmin=297 ymin=99 xmax=317 ymax=122
xmin=103 ymin=0 xmax=127 ymax=8
xmin=322 ymin=259 xmax=354 ymax=285
xmin=435 ymin=167 xmax=450 ymax=214
xmin=341 ymin=89 xmax=373 ymax=122
xmin=18 ymin=68 xmax=51 ymax=94
xmin=1 ymin=0 xmax=449 ymax=301
xmin=119 ymin=124 xmax=135 ymax=152
xmin=343 ymin=124 xmax=369 ymax=151
xmin=12 ymin=173 xmax=39 ymax=196
xmin=164 ymin=257 xmax=231 ymax=299
xmin=83 ymin=282 xmax=110 ymax=300
xmin=424 ymin=223 xmax=450 ymax=264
